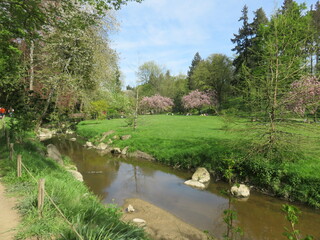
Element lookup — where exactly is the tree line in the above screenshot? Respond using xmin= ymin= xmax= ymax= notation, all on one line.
xmin=130 ymin=0 xmax=320 ymax=121
xmin=0 ymin=0 xmax=142 ymax=131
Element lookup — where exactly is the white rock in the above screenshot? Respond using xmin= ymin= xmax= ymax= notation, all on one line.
xmin=192 ymin=167 xmax=210 ymax=183
xmin=132 ymin=218 xmax=146 ymax=227
xmin=231 ymin=184 xmax=250 ymax=198
xmin=67 ymin=170 xmax=83 ymax=182
xmin=121 ymin=146 xmax=129 ymax=155
xmin=96 ymin=143 xmax=108 ymax=150
xmin=38 ymin=128 xmax=53 ymax=141
xmin=126 ymin=204 xmax=135 ymax=213
xmin=66 ymin=129 xmax=74 ymax=134
xmin=184 ymin=180 xmax=206 ymax=189
xmin=85 ymin=142 xmax=93 ymax=147
xmin=111 ymin=148 xmax=121 ymax=154
xmin=70 ymin=138 xmax=76 ymax=141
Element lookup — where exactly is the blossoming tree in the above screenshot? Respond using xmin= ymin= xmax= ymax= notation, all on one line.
xmin=140 ymin=94 xmax=174 ymax=114
xmin=285 ymin=76 xmax=320 ymax=122
xmin=181 ymin=90 xmax=217 ymax=113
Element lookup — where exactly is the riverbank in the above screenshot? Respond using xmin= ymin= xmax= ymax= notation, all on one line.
xmin=0 ymin=135 xmax=148 ymax=240
xmin=122 ymin=198 xmax=208 ymax=240
xmin=76 ymin=115 xmax=320 ymax=208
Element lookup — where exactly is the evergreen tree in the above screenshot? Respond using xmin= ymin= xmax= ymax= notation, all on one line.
xmin=231 ymin=5 xmax=252 ymax=79
xmin=281 ymin=0 xmax=295 ymax=13
xmin=187 ymin=52 xmax=202 ymax=90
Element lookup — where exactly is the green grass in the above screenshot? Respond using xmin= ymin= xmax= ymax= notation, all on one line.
xmin=77 ymin=115 xmax=320 ymax=208
xmin=0 ymin=134 xmax=149 ymax=240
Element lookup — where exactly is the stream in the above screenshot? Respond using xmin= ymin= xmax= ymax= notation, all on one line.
xmin=48 ymin=136 xmax=320 ymax=240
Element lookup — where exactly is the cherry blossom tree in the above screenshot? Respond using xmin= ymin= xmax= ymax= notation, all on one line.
xmin=285 ymin=76 xmax=320 ymax=122
xmin=181 ymin=90 xmax=217 ymax=113
xmin=140 ymin=94 xmax=174 ymax=114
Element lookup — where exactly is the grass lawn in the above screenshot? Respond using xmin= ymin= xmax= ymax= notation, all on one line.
xmin=77 ymin=115 xmax=320 ymax=207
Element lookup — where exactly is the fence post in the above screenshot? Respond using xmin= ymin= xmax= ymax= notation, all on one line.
xmin=17 ymin=155 xmax=22 ymax=177
xmin=9 ymin=143 xmax=14 ymax=161
xmin=38 ymin=178 xmax=45 ymax=217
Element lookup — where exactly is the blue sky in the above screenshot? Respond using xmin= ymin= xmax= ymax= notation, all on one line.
xmin=110 ymin=0 xmax=316 ymax=87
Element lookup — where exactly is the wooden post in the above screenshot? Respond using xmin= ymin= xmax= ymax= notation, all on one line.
xmin=17 ymin=155 xmax=22 ymax=177
xmin=9 ymin=143 xmax=14 ymax=161
xmin=38 ymin=178 xmax=45 ymax=217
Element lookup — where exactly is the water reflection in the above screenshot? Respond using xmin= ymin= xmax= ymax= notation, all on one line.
xmin=49 ymin=137 xmax=320 ymax=240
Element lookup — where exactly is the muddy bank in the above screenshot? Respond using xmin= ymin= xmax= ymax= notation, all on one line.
xmin=122 ymin=198 xmax=209 ymax=240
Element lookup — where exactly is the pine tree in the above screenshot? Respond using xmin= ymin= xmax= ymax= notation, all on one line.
xmin=281 ymin=0 xmax=295 ymax=13
xmin=187 ymin=52 xmax=202 ymax=90
xmin=231 ymin=5 xmax=252 ymax=77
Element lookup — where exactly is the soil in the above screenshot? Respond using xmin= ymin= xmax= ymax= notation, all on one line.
xmin=122 ymin=198 xmax=209 ymax=240
xmin=0 ymin=181 xmax=20 ymax=240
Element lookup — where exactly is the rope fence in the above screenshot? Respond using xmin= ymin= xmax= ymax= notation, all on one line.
xmin=12 ymin=145 xmax=85 ymax=240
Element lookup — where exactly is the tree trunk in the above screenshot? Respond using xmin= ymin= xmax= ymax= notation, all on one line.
xmin=29 ymin=41 xmax=35 ymax=93
xmin=35 ymin=87 xmax=55 ymax=131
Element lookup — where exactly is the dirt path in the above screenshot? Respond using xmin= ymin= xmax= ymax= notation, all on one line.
xmin=122 ymin=198 xmax=209 ymax=240
xmin=0 ymin=181 xmax=20 ymax=240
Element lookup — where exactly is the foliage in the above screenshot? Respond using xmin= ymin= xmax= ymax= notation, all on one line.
xmin=90 ymin=100 xmax=109 ymax=119
xmin=182 ymin=90 xmax=216 ymax=112
xmin=282 ymin=204 xmax=314 ymax=240
xmin=190 ymin=54 xmax=233 ymax=107
xmin=140 ymin=94 xmax=174 ymax=114
xmin=187 ymin=52 xmax=202 ymax=90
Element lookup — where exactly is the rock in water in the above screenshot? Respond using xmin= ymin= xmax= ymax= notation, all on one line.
xmin=47 ymin=144 xmax=63 ymax=165
xmin=231 ymin=184 xmax=250 ymax=198
xmin=85 ymin=142 xmax=93 ymax=148
xmin=96 ymin=143 xmax=108 ymax=150
xmin=191 ymin=167 xmax=210 ymax=183
xmin=121 ymin=146 xmax=129 ymax=155
xmin=111 ymin=148 xmax=121 ymax=154
xmin=184 ymin=180 xmax=206 ymax=189
xmin=67 ymin=170 xmax=83 ymax=182
xmin=38 ymin=128 xmax=53 ymax=141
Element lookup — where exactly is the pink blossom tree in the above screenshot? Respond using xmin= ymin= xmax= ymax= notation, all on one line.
xmin=181 ymin=90 xmax=217 ymax=114
xmin=140 ymin=94 xmax=174 ymax=114
xmin=285 ymin=76 xmax=320 ymax=122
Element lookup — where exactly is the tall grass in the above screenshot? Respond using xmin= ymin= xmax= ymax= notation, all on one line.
xmin=0 ymin=136 xmax=149 ymax=240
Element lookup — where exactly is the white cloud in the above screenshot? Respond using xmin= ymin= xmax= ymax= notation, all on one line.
xmin=111 ymin=0 xmax=315 ymax=86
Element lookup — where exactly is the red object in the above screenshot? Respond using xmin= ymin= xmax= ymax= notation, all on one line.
xmin=0 ymin=108 xmax=5 ymax=114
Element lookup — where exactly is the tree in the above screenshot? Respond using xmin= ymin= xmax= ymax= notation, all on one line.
xmin=140 ymin=95 xmax=174 ymax=114
xmin=311 ymin=1 xmax=320 ymax=74
xmin=187 ymin=52 xmax=202 ymax=90
xmin=248 ymin=2 xmax=313 ymax=148
xmin=181 ymin=90 xmax=216 ymax=113
xmin=191 ymin=54 xmax=233 ymax=108
xmin=231 ymin=5 xmax=252 ymax=80
xmin=285 ymin=76 xmax=320 ymax=122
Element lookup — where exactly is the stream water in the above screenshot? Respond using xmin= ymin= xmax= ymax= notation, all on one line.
xmin=48 ymin=137 xmax=320 ymax=240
